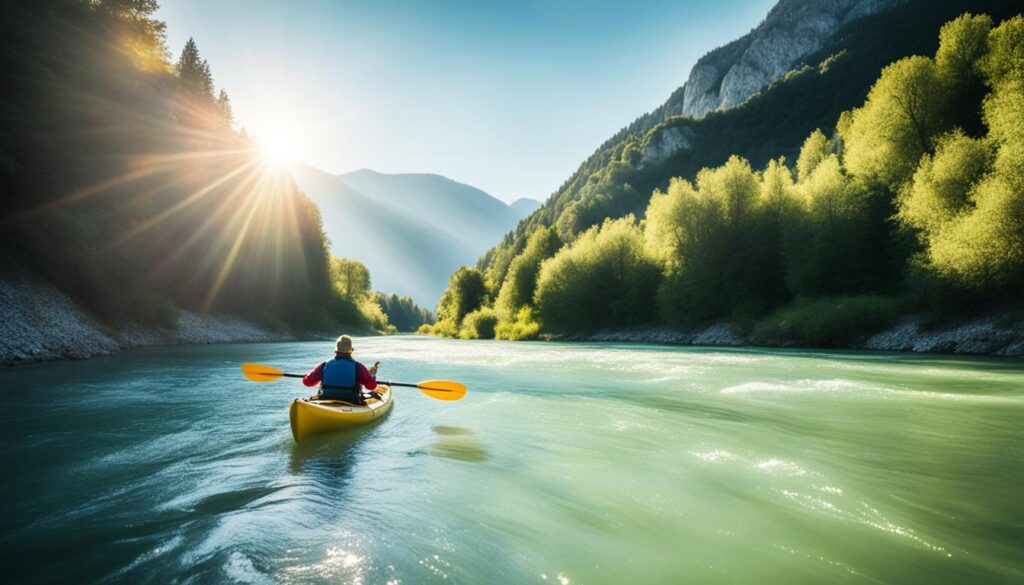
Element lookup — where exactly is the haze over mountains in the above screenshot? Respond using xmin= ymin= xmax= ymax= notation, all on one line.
xmin=292 ymin=164 xmax=537 ymax=307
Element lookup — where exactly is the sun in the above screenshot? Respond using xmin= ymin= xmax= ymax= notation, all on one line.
xmin=256 ymin=122 xmax=299 ymax=167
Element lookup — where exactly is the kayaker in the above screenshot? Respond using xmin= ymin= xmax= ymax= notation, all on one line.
xmin=302 ymin=335 xmax=379 ymax=404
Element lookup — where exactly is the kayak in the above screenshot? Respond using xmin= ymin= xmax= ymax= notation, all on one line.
xmin=289 ymin=385 xmax=393 ymax=441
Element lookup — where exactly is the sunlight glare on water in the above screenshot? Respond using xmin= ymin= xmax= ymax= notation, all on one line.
xmin=1 ymin=337 xmax=1022 ymax=584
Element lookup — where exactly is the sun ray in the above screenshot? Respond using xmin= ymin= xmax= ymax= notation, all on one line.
xmin=107 ymin=156 xmax=261 ymax=248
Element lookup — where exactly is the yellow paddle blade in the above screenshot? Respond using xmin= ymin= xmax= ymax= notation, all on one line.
xmin=242 ymin=363 xmax=284 ymax=382
xmin=418 ymin=380 xmax=468 ymax=401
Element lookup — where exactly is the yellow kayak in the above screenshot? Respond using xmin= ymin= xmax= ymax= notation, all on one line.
xmin=289 ymin=385 xmax=393 ymax=441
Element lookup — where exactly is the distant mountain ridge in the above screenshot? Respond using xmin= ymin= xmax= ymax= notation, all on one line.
xmin=292 ymin=165 xmax=528 ymax=307
xmin=510 ymin=198 xmax=541 ymax=217
xmin=338 ymin=169 xmax=524 ymax=253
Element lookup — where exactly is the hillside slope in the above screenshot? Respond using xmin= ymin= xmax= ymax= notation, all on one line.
xmin=479 ymin=0 xmax=1022 ymax=285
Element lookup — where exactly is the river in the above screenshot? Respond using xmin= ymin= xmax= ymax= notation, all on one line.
xmin=1 ymin=337 xmax=1022 ymax=584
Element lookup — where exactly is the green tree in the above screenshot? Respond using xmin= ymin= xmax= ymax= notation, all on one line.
xmin=460 ymin=307 xmax=499 ymax=339
xmin=648 ymin=156 xmax=790 ymax=326
xmin=435 ymin=266 xmax=488 ymax=330
xmin=796 ymin=129 xmax=831 ymax=182
xmin=936 ymin=13 xmax=993 ymax=84
xmin=784 ymin=155 xmax=872 ymax=295
xmin=841 ymin=56 xmax=949 ymax=188
xmin=375 ymin=293 xmax=433 ymax=332
xmin=898 ymin=131 xmax=995 ymax=234
xmin=978 ymin=15 xmax=1024 ymax=86
xmin=98 ymin=0 xmax=168 ymax=71
xmin=176 ymin=37 xmax=214 ymax=99
xmin=494 ymin=226 xmax=562 ymax=319
xmin=535 ymin=216 xmax=660 ymax=331
xmin=897 ymin=17 xmax=1024 ymax=296
xmin=331 ymin=258 xmax=371 ymax=299
xmin=217 ymin=89 xmax=234 ymax=124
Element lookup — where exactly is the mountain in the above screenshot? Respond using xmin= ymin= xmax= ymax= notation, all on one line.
xmin=291 ymin=164 xmax=465 ymax=307
xmin=338 ymin=169 xmax=521 ymax=254
xmin=478 ymin=0 xmax=1022 ymax=286
xmin=292 ymin=166 xmax=526 ymax=307
xmin=510 ymin=198 xmax=542 ymax=218
xmin=678 ymin=0 xmax=904 ymax=118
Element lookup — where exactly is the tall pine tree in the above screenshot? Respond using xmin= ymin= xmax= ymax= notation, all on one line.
xmin=217 ymin=89 xmax=233 ymax=124
xmin=176 ymin=37 xmax=214 ymax=99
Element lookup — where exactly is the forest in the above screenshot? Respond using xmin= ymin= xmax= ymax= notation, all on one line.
xmin=0 ymin=0 xmax=431 ymax=334
xmin=428 ymin=13 xmax=1024 ymax=346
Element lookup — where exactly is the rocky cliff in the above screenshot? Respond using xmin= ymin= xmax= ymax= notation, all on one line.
xmin=674 ymin=0 xmax=904 ymax=118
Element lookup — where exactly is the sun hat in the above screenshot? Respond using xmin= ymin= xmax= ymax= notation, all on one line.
xmin=335 ymin=335 xmax=353 ymax=354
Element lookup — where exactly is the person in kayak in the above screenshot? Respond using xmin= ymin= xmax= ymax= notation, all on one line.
xmin=302 ymin=335 xmax=380 ymax=404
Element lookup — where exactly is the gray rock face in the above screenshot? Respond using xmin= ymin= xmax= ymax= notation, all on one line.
xmin=640 ymin=125 xmax=696 ymax=167
xmin=680 ymin=0 xmax=904 ymax=117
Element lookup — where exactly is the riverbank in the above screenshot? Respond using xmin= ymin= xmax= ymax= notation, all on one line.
xmin=0 ymin=271 xmax=320 ymax=366
xmin=552 ymin=310 xmax=1024 ymax=357
xmin=7 ymin=267 xmax=1022 ymax=365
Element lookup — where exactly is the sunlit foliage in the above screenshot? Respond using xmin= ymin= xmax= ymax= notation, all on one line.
xmin=796 ymin=130 xmax=831 ymax=182
xmin=434 ymin=10 xmax=1024 ymax=342
xmin=494 ymin=226 xmax=561 ymax=319
xmin=426 ymin=267 xmax=487 ymax=335
xmin=476 ymin=0 xmax=1022 ymax=305
xmin=331 ymin=258 xmax=371 ymax=299
xmin=494 ymin=307 xmax=542 ymax=341
xmin=647 ymin=156 xmax=792 ymax=327
xmin=459 ymin=307 xmax=499 ymax=340
xmin=898 ymin=16 xmax=1024 ymax=295
xmin=534 ymin=216 xmax=660 ymax=332
xmin=841 ymin=56 xmax=949 ymax=188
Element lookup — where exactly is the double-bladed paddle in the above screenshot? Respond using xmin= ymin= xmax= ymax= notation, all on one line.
xmin=241 ymin=362 xmax=467 ymax=401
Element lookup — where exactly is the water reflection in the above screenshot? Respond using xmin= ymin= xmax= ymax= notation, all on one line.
xmin=288 ymin=419 xmax=387 ymax=475
xmin=428 ymin=425 xmax=489 ymax=462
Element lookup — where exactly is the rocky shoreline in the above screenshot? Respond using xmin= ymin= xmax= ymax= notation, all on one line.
xmin=1 ymin=272 xmax=319 ymax=367
xmin=552 ymin=312 xmax=1024 ymax=358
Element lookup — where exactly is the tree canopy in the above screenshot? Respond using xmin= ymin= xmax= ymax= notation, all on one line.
xmin=429 ymin=11 xmax=1024 ymax=343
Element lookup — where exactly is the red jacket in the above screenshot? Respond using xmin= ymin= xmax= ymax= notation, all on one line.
xmin=303 ymin=361 xmax=377 ymax=390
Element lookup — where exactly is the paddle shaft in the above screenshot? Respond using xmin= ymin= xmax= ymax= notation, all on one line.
xmin=274 ymin=373 xmax=456 ymax=393
xmin=383 ymin=381 xmax=457 ymax=393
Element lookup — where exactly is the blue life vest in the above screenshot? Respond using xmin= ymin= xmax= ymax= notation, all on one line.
xmin=320 ymin=356 xmax=359 ymax=401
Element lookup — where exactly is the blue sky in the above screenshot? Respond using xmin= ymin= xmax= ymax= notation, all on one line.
xmin=157 ymin=0 xmax=776 ymax=203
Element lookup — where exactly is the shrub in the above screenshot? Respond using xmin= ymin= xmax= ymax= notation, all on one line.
xmin=495 ymin=307 xmax=542 ymax=340
xmin=459 ymin=307 xmax=499 ymax=339
xmin=752 ymin=295 xmax=901 ymax=347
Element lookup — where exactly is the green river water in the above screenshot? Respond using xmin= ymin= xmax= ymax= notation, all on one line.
xmin=1 ymin=337 xmax=1022 ymax=584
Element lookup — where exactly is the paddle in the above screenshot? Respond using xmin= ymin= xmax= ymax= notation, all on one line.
xmin=241 ymin=363 xmax=467 ymax=401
